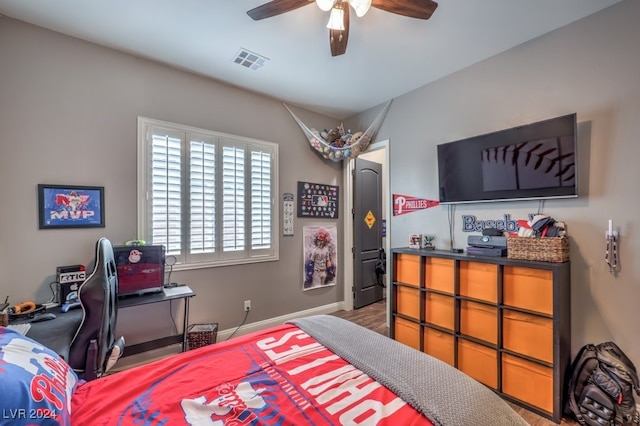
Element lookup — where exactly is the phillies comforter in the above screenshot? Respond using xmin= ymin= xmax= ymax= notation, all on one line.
xmin=71 ymin=319 xmax=432 ymax=425
xmin=71 ymin=315 xmax=528 ymax=425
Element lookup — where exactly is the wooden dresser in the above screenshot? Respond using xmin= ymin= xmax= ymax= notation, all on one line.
xmin=390 ymin=247 xmax=571 ymax=423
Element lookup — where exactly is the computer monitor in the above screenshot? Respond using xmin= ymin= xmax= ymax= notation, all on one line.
xmin=113 ymin=245 xmax=165 ymax=297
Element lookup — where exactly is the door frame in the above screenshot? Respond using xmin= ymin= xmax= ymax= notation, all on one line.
xmin=342 ymin=139 xmax=391 ymax=325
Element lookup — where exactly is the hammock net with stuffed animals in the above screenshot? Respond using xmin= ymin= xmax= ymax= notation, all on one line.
xmin=284 ymin=100 xmax=392 ymax=162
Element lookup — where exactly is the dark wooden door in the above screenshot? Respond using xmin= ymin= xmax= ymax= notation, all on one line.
xmin=353 ymin=158 xmax=384 ymax=308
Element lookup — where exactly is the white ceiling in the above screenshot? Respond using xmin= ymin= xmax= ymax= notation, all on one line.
xmin=0 ymin=0 xmax=623 ymax=119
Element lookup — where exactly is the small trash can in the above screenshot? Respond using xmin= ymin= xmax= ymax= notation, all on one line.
xmin=187 ymin=323 xmax=218 ymax=350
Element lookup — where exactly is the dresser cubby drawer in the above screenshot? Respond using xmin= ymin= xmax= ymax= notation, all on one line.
xmin=391 ymin=249 xmax=570 ymax=424
xmin=425 ymin=293 xmax=454 ymax=331
xmin=395 ymin=254 xmax=421 ymax=286
xmin=423 ymin=328 xmax=454 ymax=366
xmin=459 ymin=262 xmax=498 ymax=303
xmin=396 ymin=286 xmax=421 ymax=320
xmin=394 ymin=317 xmax=420 ymax=350
xmin=425 ymin=257 xmax=454 ymax=294
xmin=503 ymin=310 xmax=553 ymax=363
xmin=502 ymin=353 xmax=553 ymax=413
xmin=457 ymin=339 xmax=497 ymax=389
xmin=460 ymin=300 xmax=497 ymax=344
xmin=503 ymin=266 xmax=553 ymax=315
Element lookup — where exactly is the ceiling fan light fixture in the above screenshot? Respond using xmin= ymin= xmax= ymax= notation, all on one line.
xmin=316 ymin=0 xmax=335 ymax=12
xmin=348 ymin=0 xmax=371 ymax=17
xmin=326 ymin=5 xmax=345 ymax=31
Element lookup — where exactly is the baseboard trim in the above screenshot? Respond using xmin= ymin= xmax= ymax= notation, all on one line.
xmin=217 ymin=301 xmax=344 ymax=341
xmin=113 ymin=301 xmax=345 ymax=371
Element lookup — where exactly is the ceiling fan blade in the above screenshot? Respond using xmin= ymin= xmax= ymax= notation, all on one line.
xmin=371 ymin=0 xmax=438 ymax=20
xmin=247 ymin=0 xmax=314 ymax=20
xmin=329 ymin=4 xmax=349 ymax=57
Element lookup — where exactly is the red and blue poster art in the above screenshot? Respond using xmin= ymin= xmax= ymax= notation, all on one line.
xmin=38 ymin=184 xmax=105 ymax=229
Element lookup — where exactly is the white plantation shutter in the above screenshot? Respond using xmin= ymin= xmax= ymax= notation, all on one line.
xmin=189 ymin=136 xmax=216 ymax=255
xmin=251 ymin=150 xmax=272 ymax=250
xmin=150 ymin=129 xmax=182 ymax=255
xmin=138 ymin=117 xmax=278 ymax=267
xmin=222 ymin=145 xmax=245 ymax=253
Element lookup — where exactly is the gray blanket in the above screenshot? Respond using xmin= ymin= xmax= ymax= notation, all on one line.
xmin=288 ymin=315 xmax=529 ymax=426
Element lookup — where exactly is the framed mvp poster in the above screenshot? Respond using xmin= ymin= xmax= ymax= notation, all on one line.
xmin=297 ymin=181 xmax=339 ymax=218
xmin=38 ymin=184 xmax=105 ymax=229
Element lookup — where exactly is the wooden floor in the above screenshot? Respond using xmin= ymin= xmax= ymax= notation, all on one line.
xmin=330 ymin=299 xmax=579 ymax=426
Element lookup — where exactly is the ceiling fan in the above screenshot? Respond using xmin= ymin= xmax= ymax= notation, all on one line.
xmin=247 ymin=0 xmax=438 ymax=57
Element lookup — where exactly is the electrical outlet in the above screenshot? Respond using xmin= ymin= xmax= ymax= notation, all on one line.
xmin=244 ymin=300 xmax=251 ymax=312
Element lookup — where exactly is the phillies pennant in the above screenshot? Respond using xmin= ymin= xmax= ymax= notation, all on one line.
xmin=393 ymin=194 xmax=439 ymax=216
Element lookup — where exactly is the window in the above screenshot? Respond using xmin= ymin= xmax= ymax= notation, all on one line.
xmin=137 ymin=117 xmax=278 ymax=268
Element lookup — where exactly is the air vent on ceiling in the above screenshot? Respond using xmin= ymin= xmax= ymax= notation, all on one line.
xmin=233 ymin=48 xmax=269 ymax=71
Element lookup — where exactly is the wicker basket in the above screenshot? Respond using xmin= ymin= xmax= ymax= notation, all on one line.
xmin=507 ymin=236 xmax=569 ymax=263
xmin=187 ymin=323 xmax=218 ymax=350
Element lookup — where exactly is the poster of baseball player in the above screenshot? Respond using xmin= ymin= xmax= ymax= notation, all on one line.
xmin=302 ymin=226 xmax=337 ymax=290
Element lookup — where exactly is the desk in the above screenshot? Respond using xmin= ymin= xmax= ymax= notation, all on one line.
xmin=26 ymin=308 xmax=83 ymax=361
xmin=119 ymin=286 xmax=195 ymax=356
xmin=25 ymin=286 xmax=195 ymax=359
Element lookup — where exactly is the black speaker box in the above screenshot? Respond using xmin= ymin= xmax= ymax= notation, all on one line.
xmin=467 ymin=235 xmax=507 ymax=248
xmin=466 ymin=246 xmax=507 ymax=257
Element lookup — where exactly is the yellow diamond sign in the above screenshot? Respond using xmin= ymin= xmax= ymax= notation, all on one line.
xmin=364 ymin=210 xmax=376 ymax=229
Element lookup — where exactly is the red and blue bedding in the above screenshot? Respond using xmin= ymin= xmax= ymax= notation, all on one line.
xmin=71 ymin=323 xmax=433 ymax=425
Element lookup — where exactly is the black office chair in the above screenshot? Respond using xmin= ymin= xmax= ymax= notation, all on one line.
xmin=68 ymin=237 xmax=125 ymax=380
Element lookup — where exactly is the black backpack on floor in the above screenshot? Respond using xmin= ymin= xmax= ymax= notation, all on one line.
xmin=565 ymin=342 xmax=640 ymax=425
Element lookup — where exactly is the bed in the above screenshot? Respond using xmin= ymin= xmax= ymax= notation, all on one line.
xmin=0 ymin=314 xmax=528 ymax=425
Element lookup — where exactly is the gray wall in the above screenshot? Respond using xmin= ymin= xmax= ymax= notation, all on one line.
xmin=2 ymin=0 xmax=639 ymax=364
xmin=0 ymin=16 xmax=344 ymax=345
xmin=371 ymin=0 xmax=640 ymax=360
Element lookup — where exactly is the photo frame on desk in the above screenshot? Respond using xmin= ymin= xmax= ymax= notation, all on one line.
xmin=38 ymin=184 xmax=105 ymax=229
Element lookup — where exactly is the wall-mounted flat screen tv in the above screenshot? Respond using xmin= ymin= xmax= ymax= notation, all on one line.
xmin=437 ymin=113 xmax=577 ymax=204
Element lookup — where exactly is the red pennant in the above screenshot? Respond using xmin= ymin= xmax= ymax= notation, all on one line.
xmin=393 ymin=194 xmax=439 ymax=216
